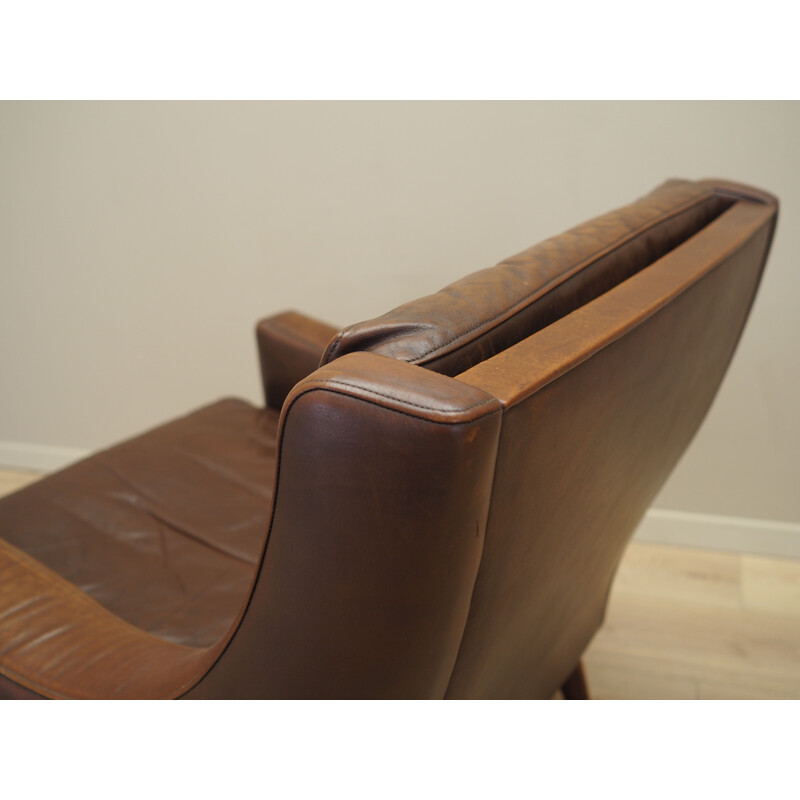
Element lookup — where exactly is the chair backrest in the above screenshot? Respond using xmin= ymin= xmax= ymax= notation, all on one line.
xmin=188 ymin=178 xmax=777 ymax=698
xmin=322 ymin=179 xmax=745 ymax=375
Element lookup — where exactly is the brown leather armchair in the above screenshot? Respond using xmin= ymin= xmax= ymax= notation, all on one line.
xmin=0 ymin=178 xmax=778 ymax=699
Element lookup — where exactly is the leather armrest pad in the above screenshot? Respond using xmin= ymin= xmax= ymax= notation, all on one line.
xmin=0 ymin=537 xmax=214 ymax=698
xmin=256 ymin=311 xmax=340 ymax=409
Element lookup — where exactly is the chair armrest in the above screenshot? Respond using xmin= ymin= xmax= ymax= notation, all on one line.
xmin=0 ymin=537 xmax=214 ymax=699
xmin=256 ymin=310 xmax=339 ymax=409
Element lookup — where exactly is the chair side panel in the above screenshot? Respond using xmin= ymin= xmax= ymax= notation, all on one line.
xmin=187 ymin=355 xmax=502 ymax=699
xmin=445 ymin=216 xmax=774 ymax=699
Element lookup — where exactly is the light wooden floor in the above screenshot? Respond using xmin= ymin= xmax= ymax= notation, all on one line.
xmin=584 ymin=543 xmax=800 ymax=699
xmin=1 ymin=467 xmax=799 ymax=699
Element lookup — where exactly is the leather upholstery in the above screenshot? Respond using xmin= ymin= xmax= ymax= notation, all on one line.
xmin=450 ymin=197 xmax=776 ymax=698
xmin=0 ymin=400 xmax=277 ymax=648
xmin=257 ymin=310 xmax=340 ymax=409
xmin=0 ymin=535 xmax=212 ymax=698
xmin=321 ymin=179 xmax=735 ymax=375
xmin=0 ymin=178 xmax=778 ymax=698
xmin=186 ymin=355 xmax=502 ymax=699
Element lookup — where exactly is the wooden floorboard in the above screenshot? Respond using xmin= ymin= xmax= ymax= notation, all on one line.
xmin=1 ymin=467 xmax=798 ymax=699
xmin=584 ymin=541 xmax=800 ymax=699
xmin=0 ymin=468 xmax=42 ymax=497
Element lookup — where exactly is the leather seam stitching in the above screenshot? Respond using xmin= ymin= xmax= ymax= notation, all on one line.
xmin=303 ymin=379 xmax=501 ymax=419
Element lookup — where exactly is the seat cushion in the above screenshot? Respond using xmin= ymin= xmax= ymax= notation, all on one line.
xmin=0 ymin=399 xmax=279 ymax=648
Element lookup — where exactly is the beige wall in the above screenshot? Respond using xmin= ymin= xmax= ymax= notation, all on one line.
xmin=1 ymin=102 xmax=799 ymax=541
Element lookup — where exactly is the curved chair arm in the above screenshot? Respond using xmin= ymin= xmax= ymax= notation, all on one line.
xmin=0 ymin=537 xmax=216 ymax=699
xmin=256 ymin=311 xmax=340 ymax=409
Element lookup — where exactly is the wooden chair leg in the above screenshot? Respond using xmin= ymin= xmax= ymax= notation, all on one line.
xmin=560 ymin=660 xmax=590 ymax=700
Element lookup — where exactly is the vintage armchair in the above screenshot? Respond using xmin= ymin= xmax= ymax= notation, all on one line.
xmin=0 ymin=178 xmax=778 ymax=699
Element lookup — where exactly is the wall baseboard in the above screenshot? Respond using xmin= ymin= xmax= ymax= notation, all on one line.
xmin=636 ymin=508 xmax=800 ymax=560
xmin=1 ymin=440 xmax=799 ymax=560
xmin=0 ymin=441 xmax=89 ymax=472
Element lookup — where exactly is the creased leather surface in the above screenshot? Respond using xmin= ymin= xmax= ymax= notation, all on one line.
xmin=0 ymin=536 xmax=210 ymax=699
xmin=0 ymin=399 xmax=277 ymax=648
xmin=322 ymin=179 xmax=734 ymax=375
